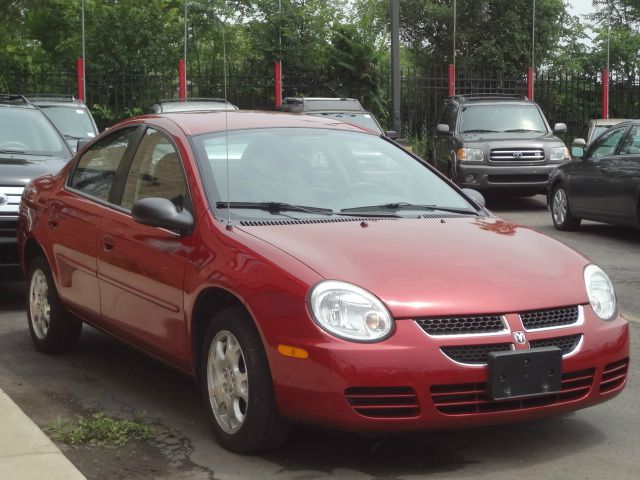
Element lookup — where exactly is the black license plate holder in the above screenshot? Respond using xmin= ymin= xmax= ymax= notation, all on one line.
xmin=488 ymin=347 xmax=562 ymax=400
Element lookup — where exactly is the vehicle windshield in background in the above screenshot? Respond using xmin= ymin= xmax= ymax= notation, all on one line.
xmin=0 ymin=108 xmax=71 ymax=157
xmin=193 ymin=128 xmax=474 ymax=217
xmin=460 ymin=104 xmax=548 ymax=133
xmin=591 ymin=125 xmax=609 ymax=141
xmin=158 ymin=101 xmax=236 ymax=112
xmin=38 ymin=105 xmax=97 ymax=140
xmin=308 ymin=112 xmax=383 ymax=134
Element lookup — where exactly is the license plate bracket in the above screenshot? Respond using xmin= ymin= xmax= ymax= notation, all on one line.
xmin=488 ymin=347 xmax=562 ymax=400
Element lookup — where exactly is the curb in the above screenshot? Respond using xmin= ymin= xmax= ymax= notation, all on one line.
xmin=623 ymin=312 xmax=640 ymax=324
xmin=0 ymin=388 xmax=86 ymax=480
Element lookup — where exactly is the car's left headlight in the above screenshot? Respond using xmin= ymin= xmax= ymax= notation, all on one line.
xmin=456 ymin=148 xmax=484 ymax=162
xmin=584 ymin=264 xmax=617 ymax=321
xmin=308 ymin=280 xmax=394 ymax=342
xmin=550 ymin=146 xmax=570 ymax=162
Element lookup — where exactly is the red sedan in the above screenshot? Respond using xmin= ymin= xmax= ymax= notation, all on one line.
xmin=17 ymin=111 xmax=629 ymax=453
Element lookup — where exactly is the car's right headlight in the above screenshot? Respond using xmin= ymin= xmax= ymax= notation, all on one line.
xmin=456 ymin=148 xmax=484 ymax=162
xmin=583 ymin=264 xmax=617 ymax=321
xmin=308 ymin=281 xmax=394 ymax=342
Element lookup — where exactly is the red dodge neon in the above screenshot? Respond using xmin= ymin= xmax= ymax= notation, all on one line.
xmin=17 ymin=111 xmax=629 ymax=453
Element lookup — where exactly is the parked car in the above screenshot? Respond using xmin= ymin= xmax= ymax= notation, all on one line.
xmin=549 ymin=120 xmax=640 ymax=230
xmin=579 ymin=118 xmax=631 ymax=149
xmin=432 ymin=94 xmax=570 ymax=195
xmin=1 ymin=94 xmax=73 ymax=279
xmin=18 ymin=110 xmax=629 ymax=454
xmin=280 ymin=97 xmax=392 ymax=137
xmin=25 ymin=94 xmax=99 ymax=152
xmin=152 ymin=98 xmax=238 ymax=113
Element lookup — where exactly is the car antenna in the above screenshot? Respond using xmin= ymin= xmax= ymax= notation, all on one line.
xmin=222 ymin=15 xmax=232 ymax=231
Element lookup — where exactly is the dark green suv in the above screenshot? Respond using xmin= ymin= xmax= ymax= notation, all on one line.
xmin=432 ymin=94 xmax=570 ymax=195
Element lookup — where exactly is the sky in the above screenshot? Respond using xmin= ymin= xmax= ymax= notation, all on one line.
xmin=567 ymin=0 xmax=595 ymax=18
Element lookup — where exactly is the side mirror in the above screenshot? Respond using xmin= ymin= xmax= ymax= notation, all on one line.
xmin=553 ymin=123 xmax=567 ymax=134
xmin=385 ymin=130 xmax=398 ymax=139
xmin=132 ymin=197 xmax=194 ymax=234
xmin=571 ymin=138 xmax=586 ymax=159
xmin=461 ymin=188 xmax=486 ymax=208
xmin=573 ymin=138 xmax=586 ymax=147
xmin=436 ymin=124 xmax=450 ymax=135
xmin=76 ymin=138 xmax=92 ymax=152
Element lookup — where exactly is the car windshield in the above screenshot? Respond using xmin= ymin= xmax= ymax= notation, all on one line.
xmin=0 ymin=108 xmax=71 ymax=157
xmin=38 ymin=105 xmax=97 ymax=139
xmin=192 ymin=128 xmax=475 ymax=219
xmin=460 ymin=104 xmax=548 ymax=133
xmin=308 ymin=112 xmax=383 ymax=134
xmin=591 ymin=125 xmax=610 ymax=141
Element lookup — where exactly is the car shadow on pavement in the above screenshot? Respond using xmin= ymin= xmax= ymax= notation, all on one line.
xmin=484 ymin=194 xmax=548 ymax=213
xmin=0 ymin=281 xmax=25 ymax=312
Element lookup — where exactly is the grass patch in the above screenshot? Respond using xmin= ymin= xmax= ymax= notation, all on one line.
xmin=47 ymin=413 xmax=154 ymax=447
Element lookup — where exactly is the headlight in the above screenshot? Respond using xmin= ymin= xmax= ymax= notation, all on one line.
xmin=583 ymin=264 xmax=617 ymax=320
xmin=550 ymin=146 xmax=570 ymax=162
xmin=456 ymin=148 xmax=484 ymax=162
xmin=308 ymin=281 xmax=394 ymax=342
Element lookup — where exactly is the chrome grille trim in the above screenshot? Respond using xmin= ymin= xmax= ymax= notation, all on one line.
xmin=530 ymin=334 xmax=583 ymax=358
xmin=0 ymin=185 xmax=25 ymax=215
xmin=440 ymin=343 xmax=514 ymax=367
xmin=490 ymin=148 xmax=545 ymax=162
xmin=521 ymin=306 xmax=583 ymax=332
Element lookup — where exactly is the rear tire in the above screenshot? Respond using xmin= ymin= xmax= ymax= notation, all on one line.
xmin=26 ymin=255 xmax=82 ymax=354
xmin=200 ymin=307 xmax=289 ymax=453
xmin=551 ymin=184 xmax=581 ymax=231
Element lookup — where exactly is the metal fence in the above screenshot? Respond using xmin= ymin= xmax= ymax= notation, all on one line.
xmin=4 ymin=67 xmax=640 ymax=139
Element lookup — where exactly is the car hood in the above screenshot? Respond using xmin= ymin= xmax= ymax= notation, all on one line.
xmin=238 ymin=216 xmax=590 ymax=318
xmin=460 ymin=132 xmax=564 ymax=144
xmin=0 ymin=156 xmax=69 ymax=186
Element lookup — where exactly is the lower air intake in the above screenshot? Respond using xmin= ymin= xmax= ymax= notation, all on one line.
xmin=345 ymin=386 xmax=420 ymax=418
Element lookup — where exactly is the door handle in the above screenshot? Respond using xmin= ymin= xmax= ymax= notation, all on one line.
xmin=48 ymin=214 xmax=60 ymax=229
xmin=101 ymin=235 xmax=115 ymax=252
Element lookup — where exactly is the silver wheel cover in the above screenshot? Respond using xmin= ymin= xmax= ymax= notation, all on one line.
xmin=553 ymin=188 xmax=568 ymax=225
xmin=206 ymin=330 xmax=249 ymax=434
xmin=29 ymin=269 xmax=50 ymax=340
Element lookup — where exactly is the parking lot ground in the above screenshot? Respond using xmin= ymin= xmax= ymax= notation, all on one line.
xmin=1 ymin=194 xmax=638 ymax=479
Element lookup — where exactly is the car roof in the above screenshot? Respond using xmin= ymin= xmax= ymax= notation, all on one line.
xmin=153 ymin=98 xmax=238 ymax=113
xmin=0 ymin=94 xmax=34 ymax=108
xmin=589 ymin=118 xmax=631 ymax=126
xmin=281 ymin=97 xmax=365 ymax=112
xmin=121 ymin=110 xmax=375 ymax=137
xmin=448 ymin=94 xmax=533 ymax=105
xmin=23 ymin=94 xmax=87 ymax=107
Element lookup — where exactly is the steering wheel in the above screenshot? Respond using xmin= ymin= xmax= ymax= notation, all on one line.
xmin=0 ymin=141 xmax=29 ymax=150
xmin=341 ymin=182 xmax=386 ymax=196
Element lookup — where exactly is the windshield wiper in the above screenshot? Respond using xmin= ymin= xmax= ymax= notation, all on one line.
xmin=64 ymin=134 xmax=84 ymax=140
xmin=216 ymin=201 xmax=333 ymax=215
xmin=462 ymin=129 xmax=498 ymax=133
xmin=0 ymin=149 xmax=52 ymax=156
xmin=502 ymin=128 xmax=544 ymax=133
xmin=341 ymin=203 xmax=477 ymax=215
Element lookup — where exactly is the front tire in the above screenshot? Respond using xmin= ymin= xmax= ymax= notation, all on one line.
xmin=200 ymin=307 xmax=289 ymax=453
xmin=27 ymin=255 xmax=82 ymax=353
xmin=551 ymin=184 xmax=581 ymax=231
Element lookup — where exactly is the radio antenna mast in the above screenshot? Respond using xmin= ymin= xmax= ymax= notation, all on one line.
xmin=222 ymin=17 xmax=232 ymax=230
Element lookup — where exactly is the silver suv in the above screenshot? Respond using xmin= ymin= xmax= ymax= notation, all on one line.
xmin=432 ymin=94 xmax=570 ymax=195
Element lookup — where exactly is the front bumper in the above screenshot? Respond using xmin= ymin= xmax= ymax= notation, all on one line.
xmin=270 ymin=307 xmax=629 ymax=432
xmin=455 ymin=163 xmax=561 ymax=192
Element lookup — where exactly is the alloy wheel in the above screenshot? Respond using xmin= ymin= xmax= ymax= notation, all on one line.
xmin=553 ymin=188 xmax=568 ymax=225
xmin=206 ymin=330 xmax=249 ymax=434
xmin=29 ymin=269 xmax=50 ymax=340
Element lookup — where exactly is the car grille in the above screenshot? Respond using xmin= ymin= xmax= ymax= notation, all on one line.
xmin=521 ymin=306 xmax=580 ymax=330
xmin=0 ymin=186 xmax=23 ymax=240
xmin=345 ymin=386 xmax=420 ymax=418
xmin=440 ymin=343 xmax=512 ymax=365
xmin=529 ymin=334 xmax=582 ymax=355
xmin=487 ymin=174 xmax=549 ymax=183
xmin=415 ymin=315 xmax=506 ymax=336
xmin=430 ymin=367 xmax=595 ymax=415
xmin=600 ymin=358 xmax=629 ymax=393
xmin=490 ymin=148 xmax=545 ymax=162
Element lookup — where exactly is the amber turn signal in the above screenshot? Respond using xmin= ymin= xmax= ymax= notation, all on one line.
xmin=278 ymin=344 xmax=309 ymax=359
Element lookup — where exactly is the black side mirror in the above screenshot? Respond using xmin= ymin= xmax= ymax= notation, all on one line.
xmin=436 ymin=124 xmax=450 ymax=135
xmin=132 ymin=197 xmax=194 ymax=234
xmin=553 ymin=123 xmax=567 ymax=134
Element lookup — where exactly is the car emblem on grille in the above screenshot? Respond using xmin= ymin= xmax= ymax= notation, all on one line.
xmin=513 ymin=331 xmax=527 ymax=345
xmin=512 ymin=151 xmax=523 ymax=158
xmin=0 ymin=193 xmax=9 ymax=206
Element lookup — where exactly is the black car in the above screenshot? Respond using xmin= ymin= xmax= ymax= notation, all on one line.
xmin=25 ymin=94 xmax=99 ymax=152
xmin=432 ymin=94 xmax=570 ymax=195
xmin=548 ymin=120 xmax=640 ymax=230
xmin=0 ymin=94 xmax=73 ymax=278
